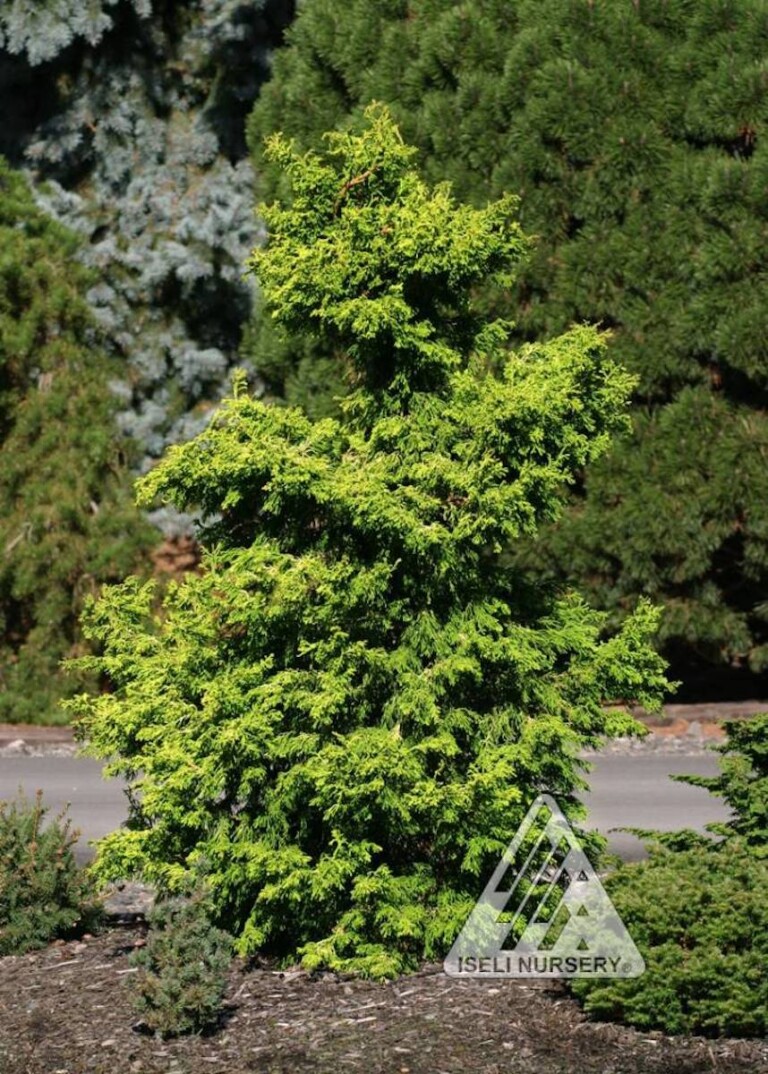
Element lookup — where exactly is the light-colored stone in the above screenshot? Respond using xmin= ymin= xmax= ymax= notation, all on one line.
xmin=1 ymin=739 xmax=28 ymax=755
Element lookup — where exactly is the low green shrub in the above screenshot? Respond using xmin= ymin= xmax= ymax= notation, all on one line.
xmin=0 ymin=790 xmax=100 ymax=955
xmin=571 ymin=841 xmax=768 ymax=1038
xmin=129 ymin=887 xmax=233 ymax=1037
xmin=675 ymin=712 xmax=768 ymax=857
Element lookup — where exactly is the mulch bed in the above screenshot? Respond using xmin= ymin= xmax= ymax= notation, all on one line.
xmin=2 ymin=925 xmax=766 ymax=1074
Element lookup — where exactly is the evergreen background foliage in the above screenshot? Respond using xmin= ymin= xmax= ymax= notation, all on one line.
xmin=0 ymin=0 xmax=294 ymax=721
xmin=0 ymin=160 xmax=152 ymax=723
xmin=0 ymin=0 xmax=294 ymax=532
xmin=246 ymin=0 xmax=768 ymax=686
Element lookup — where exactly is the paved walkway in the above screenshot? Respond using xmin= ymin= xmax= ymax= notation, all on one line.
xmin=0 ymin=746 xmax=728 ymax=864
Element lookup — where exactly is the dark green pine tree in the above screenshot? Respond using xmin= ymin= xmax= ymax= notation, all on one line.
xmin=0 ymin=160 xmax=153 ymax=723
xmin=72 ymin=108 xmax=667 ymax=977
xmin=245 ymin=0 xmax=768 ymax=685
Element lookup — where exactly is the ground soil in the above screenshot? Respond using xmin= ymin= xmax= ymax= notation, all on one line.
xmin=1 ymin=925 xmax=766 ymax=1074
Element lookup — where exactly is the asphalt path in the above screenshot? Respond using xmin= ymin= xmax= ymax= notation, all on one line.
xmin=0 ymin=749 xmax=727 ymax=865
xmin=581 ymin=750 xmax=725 ymax=859
xmin=1 ymin=756 xmax=126 ymax=864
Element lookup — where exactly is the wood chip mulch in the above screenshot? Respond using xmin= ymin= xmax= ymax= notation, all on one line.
xmin=1 ymin=926 xmax=766 ymax=1074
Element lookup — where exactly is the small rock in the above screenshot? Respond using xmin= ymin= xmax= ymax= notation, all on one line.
xmin=2 ymin=738 xmax=28 ymax=755
xmin=101 ymin=1039 xmax=117 ymax=1047
xmin=103 ymin=881 xmax=156 ymax=921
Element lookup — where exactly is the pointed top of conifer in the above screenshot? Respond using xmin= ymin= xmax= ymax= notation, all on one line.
xmin=250 ymin=104 xmax=529 ymax=400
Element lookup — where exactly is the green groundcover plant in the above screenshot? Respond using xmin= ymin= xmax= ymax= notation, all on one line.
xmin=71 ymin=106 xmax=667 ymax=977
xmin=574 ymin=710 xmax=768 ymax=1037
xmin=571 ymin=840 xmax=768 ymax=1038
xmin=0 ymin=791 xmax=101 ymax=955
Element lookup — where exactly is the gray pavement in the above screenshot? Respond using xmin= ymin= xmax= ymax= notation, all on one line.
xmin=0 ymin=755 xmax=124 ymax=862
xmin=0 ymin=748 xmax=727 ymax=864
xmin=581 ymin=750 xmax=724 ymax=859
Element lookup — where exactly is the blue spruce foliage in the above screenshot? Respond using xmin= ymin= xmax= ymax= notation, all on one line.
xmin=1 ymin=0 xmax=293 ymax=533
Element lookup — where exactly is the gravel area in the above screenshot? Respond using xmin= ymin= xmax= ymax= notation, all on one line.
xmin=0 ymin=739 xmax=80 ymax=758
xmin=0 ymin=731 xmax=724 ymax=760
